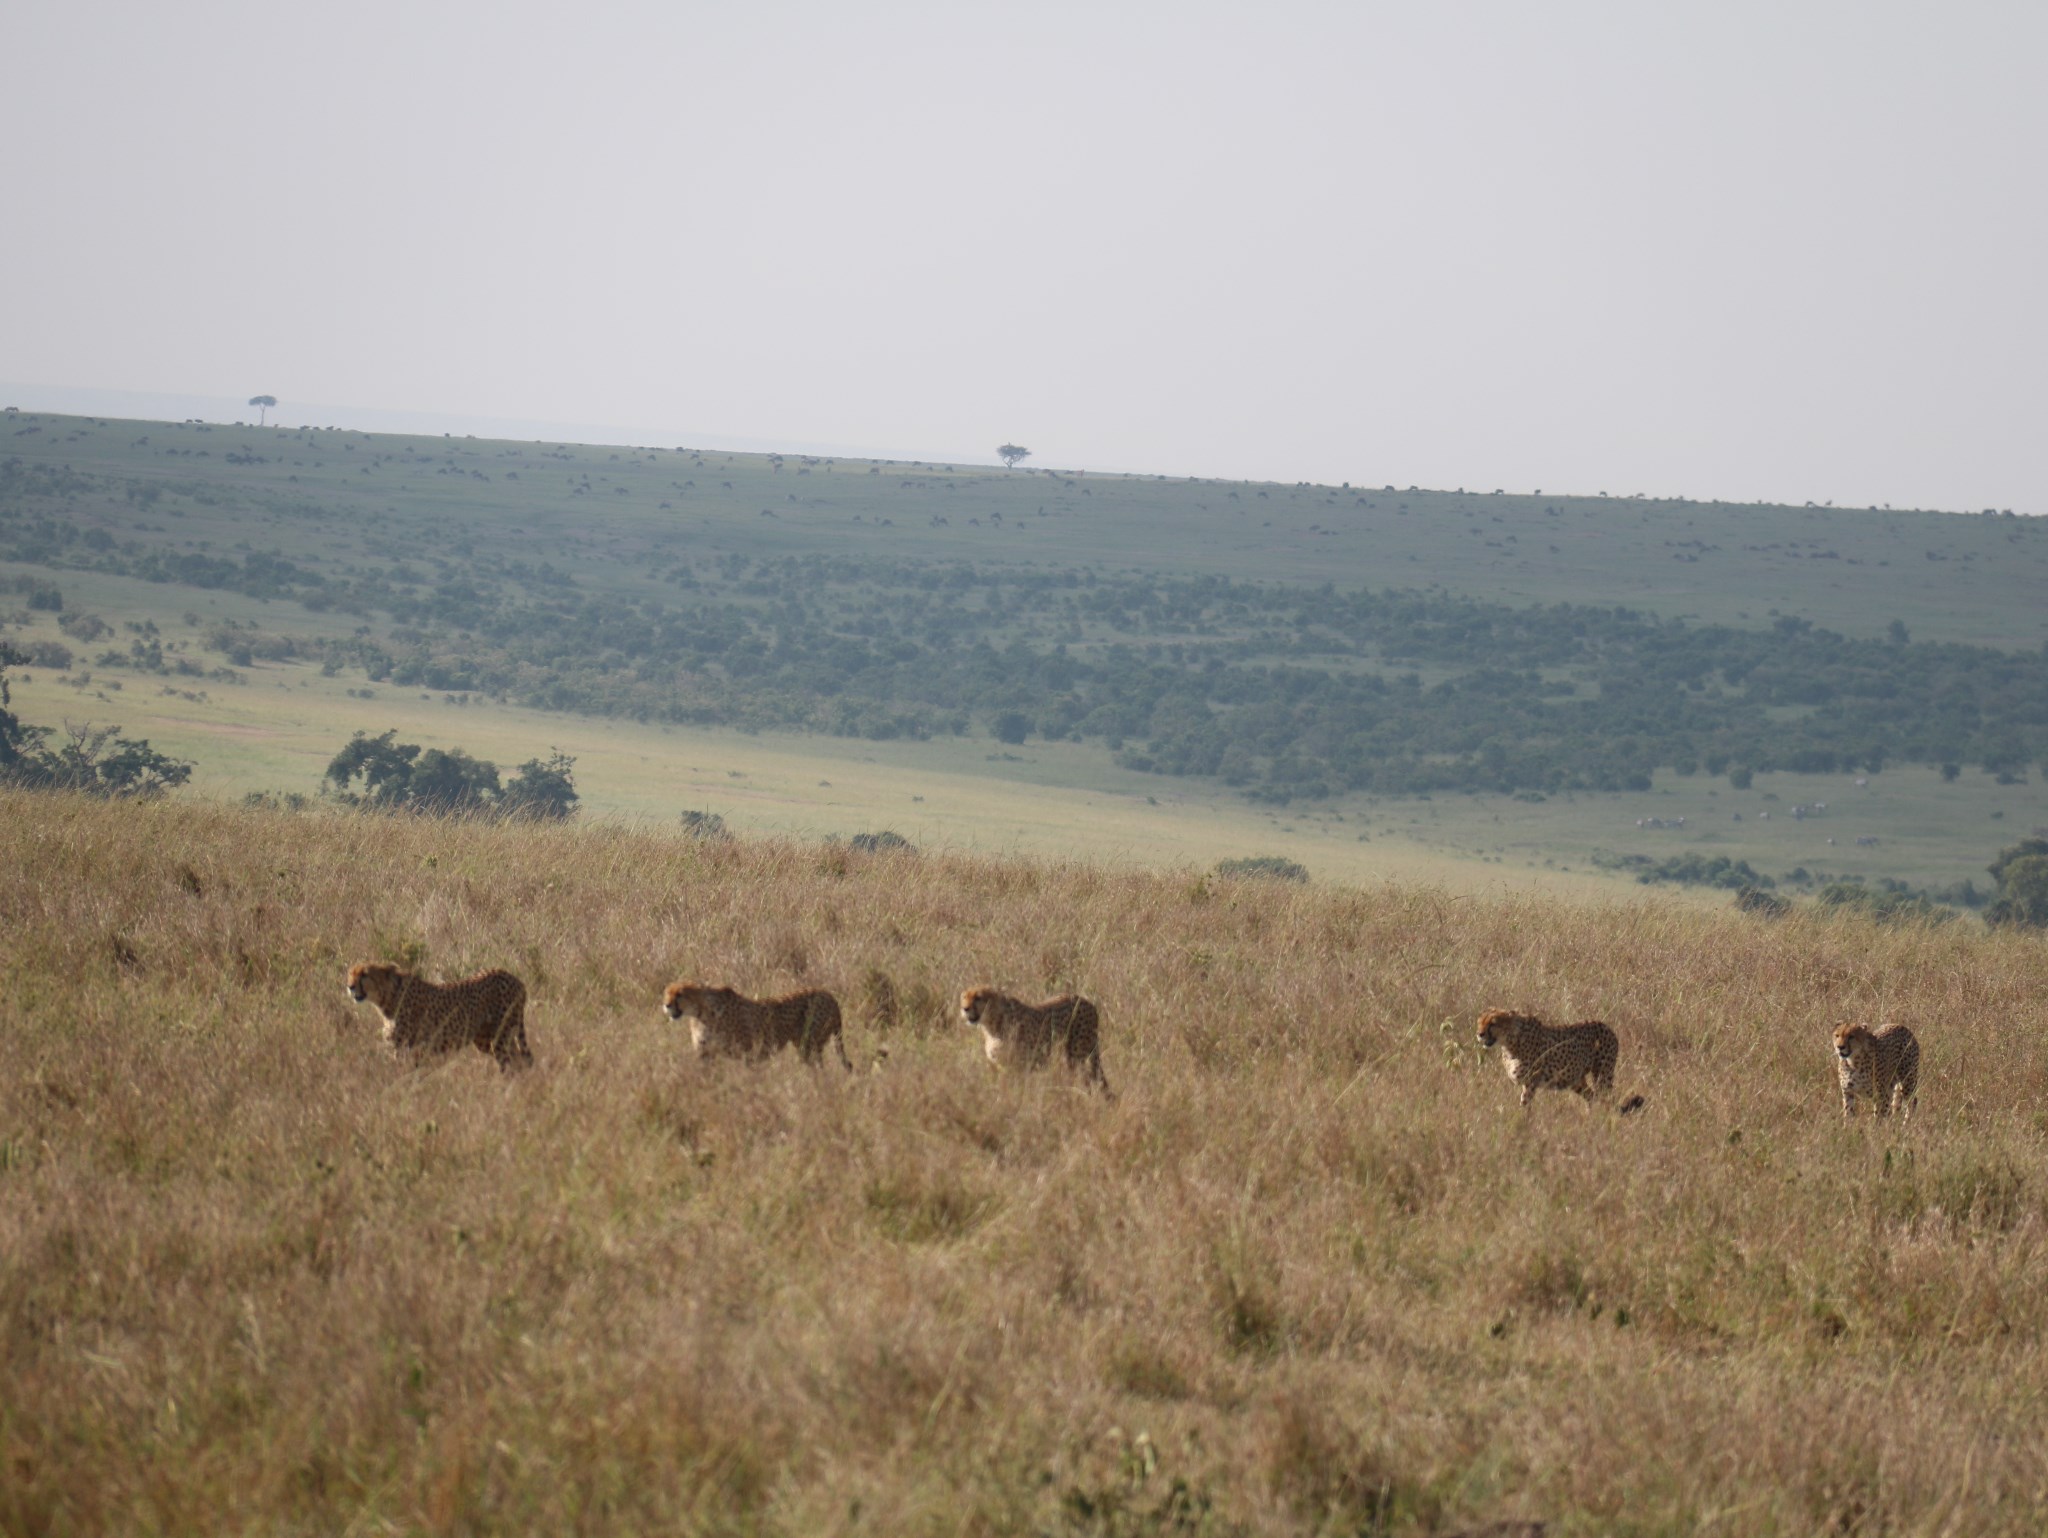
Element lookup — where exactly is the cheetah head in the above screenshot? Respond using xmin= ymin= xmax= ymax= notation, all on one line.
xmin=1833 ymin=1021 xmax=1871 ymax=1063
xmin=662 ymin=982 xmax=706 ymax=1022
xmin=959 ymin=988 xmax=998 ymax=1029
xmin=664 ymin=982 xmax=736 ymax=1053
xmin=1476 ymin=1008 xmax=1531 ymax=1049
xmin=346 ymin=962 xmax=401 ymax=1009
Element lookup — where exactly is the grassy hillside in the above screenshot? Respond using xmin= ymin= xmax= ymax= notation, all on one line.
xmin=4 ymin=410 xmax=2043 ymax=646
xmin=5 ymin=408 xmax=2047 ymax=904
xmin=6 ymin=793 xmax=2048 ymax=1533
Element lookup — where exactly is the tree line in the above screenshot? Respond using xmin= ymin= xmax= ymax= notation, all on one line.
xmin=18 ymin=532 xmax=2048 ymax=803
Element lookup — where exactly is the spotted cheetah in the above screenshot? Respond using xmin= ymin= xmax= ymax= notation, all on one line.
xmin=1476 ymin=1008 xmax=1644 ymax=1113
xmin=346 ymin=961 xmax=532 ymax=1071
xmin=661 ymin=982 xmax=852 ymax=1068
xmin=1833 ymin=1021 xmax=1919 ymax=1119
xmin=959 ymin=987 xmax=1112 ymax=1095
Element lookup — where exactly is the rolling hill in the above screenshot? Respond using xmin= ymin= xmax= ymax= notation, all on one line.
xmin=3 ymin=408 xmax=2045 ymax=900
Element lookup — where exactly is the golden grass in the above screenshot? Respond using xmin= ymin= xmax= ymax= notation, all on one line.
xmin=4 ymin=790 xmax=2048 ymax=1535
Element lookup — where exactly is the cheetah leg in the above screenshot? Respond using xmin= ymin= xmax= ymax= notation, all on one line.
xmin=797 ymin=1006 xmax=832 ymax=1067
xmin=1518 ymin=1083 xmax=1536 ymax=1108
xmin=492 ymin=1002 xmax=532 ymax=1072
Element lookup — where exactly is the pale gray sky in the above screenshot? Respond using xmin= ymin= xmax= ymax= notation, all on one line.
xmin=5 ymin=1 xmax=2042 ymax=510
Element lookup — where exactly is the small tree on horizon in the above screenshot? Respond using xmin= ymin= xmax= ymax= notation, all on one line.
xmin=997 ymin=443 xmax=1031 ymax=469
xmin=248 ymin=394 xmax=277 ymax=426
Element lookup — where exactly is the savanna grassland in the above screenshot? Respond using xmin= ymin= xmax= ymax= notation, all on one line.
xmin=7 ymin=791 xmax=2048 ymax=1535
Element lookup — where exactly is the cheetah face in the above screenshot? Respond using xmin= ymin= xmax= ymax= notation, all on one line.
xmin=663 ymin=983 xmax=734 ymax=1032
xmin=662 ymin=988 xmax=712 ymax=1054
xmin=960 ymin=988 xmax=994 ymax=1028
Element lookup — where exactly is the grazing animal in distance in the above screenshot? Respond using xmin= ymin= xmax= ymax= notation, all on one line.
xmin=1833 ymin=1021 xmax=1919 ymax=1119
xmin=662 ymin=982 xmax=851 ymax=1068
xmin=345 ymin=961 xmax=532 ymax=1071
xmin=1475 ymin=1008 xmax=1644 ymax=1113
xmin=958 ymin=987 xmax=1111 ymax=1095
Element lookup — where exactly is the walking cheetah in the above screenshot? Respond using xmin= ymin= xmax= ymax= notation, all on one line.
xmin=1476 ymin=1008 xmax=1644 ymax=1113
xmin=345 ymin=962 xmax=532 ymax=1071
xmin=1833 ymin=1021 xmax=1919 ymax=1119
xmin=661 ymin=982 xmax=852 ymax=1068
xmin=959 ymin=987 xmax=1112 ymax=1095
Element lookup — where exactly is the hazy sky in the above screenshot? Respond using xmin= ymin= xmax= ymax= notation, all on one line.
xmin=6 ymin=1 xmax=2043 ymax=510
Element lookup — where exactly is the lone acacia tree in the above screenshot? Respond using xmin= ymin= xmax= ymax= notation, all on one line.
xmin=997 ymin=443 xmax=1031 ymax=469
xmin=248 ymin=394 xmax=277 ymax=426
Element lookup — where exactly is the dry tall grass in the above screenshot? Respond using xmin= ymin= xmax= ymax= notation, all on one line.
xmin=4 ymin=790 xmax=2048 ymax=1535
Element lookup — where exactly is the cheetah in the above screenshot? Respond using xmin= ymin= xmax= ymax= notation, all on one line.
xmin=959 ymin=987 xmax=1112 ymax=1095
xmin=345 ymin=961 xmax=532 ymax=1071
xmin=661 ymin=982 xmax=852 ymax=1068
xmin=1833 ymin=1021 xmax=1919 ymax=1119
xmin=1475 ymin=1008 xmax=1644 ymax=1113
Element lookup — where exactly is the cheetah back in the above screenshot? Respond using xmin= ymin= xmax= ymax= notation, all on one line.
xmin=669 ymin=984 xmax=850 ymax=1067
xmin=1834 ymin=1021 xmax=1920 ymax=1118
xmin=1477 ymin=1009 xmax=1619 ymax=1104
xmin=350 ymin=963 xmax=531 ymax=1071
xmin=961 ymin=989 xmax=1110 ymax=1093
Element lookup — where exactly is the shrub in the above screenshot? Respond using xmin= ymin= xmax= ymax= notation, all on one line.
xmin=500 ymin=751 xmax=579 ymax=822
xmin=1734 ymin=886 xmax=1790 ymax=917
xmin=850 ymin=830 xmax=915 ymax=855
xmin=1814 ymin=881 xmax=1952 ymax=926
xmin=323 ymin=730 xmax=575 ymax=820
xmin=991 ymin=710 xmax=1031 ymax=746
xmin=1985 ymin=842 xmax=2048 ymax=929
xmin=679 ymin=810 xmax=731 ymax=840
xmin=1215 ymin=855 xmax=1309 ymax=884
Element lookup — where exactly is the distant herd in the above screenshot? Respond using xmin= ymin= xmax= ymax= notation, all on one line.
xmin=344 ymin=961 xmax=1921 ymax=1120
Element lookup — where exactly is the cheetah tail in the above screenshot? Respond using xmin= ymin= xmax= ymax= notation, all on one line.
xmin=1617 ymin=1092 xmax=1647 ymax=1115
